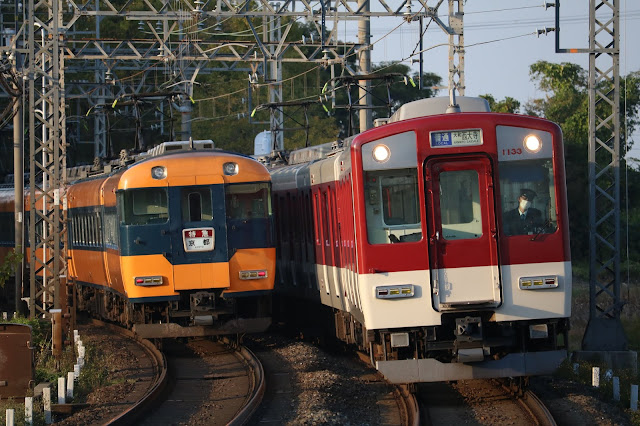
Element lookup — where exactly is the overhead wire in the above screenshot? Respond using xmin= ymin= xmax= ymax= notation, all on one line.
xmin=84 ymin=2 xmax=573 ymax=127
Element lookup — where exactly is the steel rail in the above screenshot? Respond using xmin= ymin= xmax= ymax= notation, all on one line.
xmin=85 ymin=319 xmax=169 ymax=426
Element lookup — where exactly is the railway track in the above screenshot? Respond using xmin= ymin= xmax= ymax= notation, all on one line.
xmin=136 ymin=337 xmax=264 ymax=425
xmin=62 ymin=321 xmax=263 ymax=425
xmin=62 ymin=322 xmax=416 ymax=425
xmin=417 ymin=378 xmax=556 ymax=426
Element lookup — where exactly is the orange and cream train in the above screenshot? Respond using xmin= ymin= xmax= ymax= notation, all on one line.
xmin=1 ymin=141 xmax=276 ymax=338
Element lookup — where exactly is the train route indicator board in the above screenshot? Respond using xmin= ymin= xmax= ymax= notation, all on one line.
xmin=430 ymin=129 xmax=483 ymax=148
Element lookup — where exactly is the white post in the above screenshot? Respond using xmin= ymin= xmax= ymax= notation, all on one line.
xmin=5 ymin=409 xmax=14 ymax=426
xmin=73 ymin=330 xmax=79 ymax=344
xmin=631 ymin=384 xmax=638 ymax=411
xmin=67 ymin=372 xmax=74 ymax=399
xmin=74 ymin=364 xmax=80 ymax=379
xmin=58 ymin=377 xmax=66 ymax=404
xmin=592 ymin=367 xmax=600 ymax=387
xmin=25 ymin=397 xmax=33 ymax=425
xmin=613 ymin=377 xmax=620 ymax=401
xmin=605 ymin=369 xmax=613 ymax=381
xmin=573 ymin=362 xmax=579 ymax=374
xmin=43 ymin=387 xmax=52 ymax=424
xmin=2 ymin=312 xmax=6 ymax=320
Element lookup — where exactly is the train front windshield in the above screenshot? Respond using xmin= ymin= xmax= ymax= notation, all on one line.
xmin=119 ymin=188 xmax=169 ymax=225
xmin=499 ymin=158 xmax=558 ymax=236
xmin=364 ymin=169 xmax=422 ymax=244
xmin=225 ymin=183 xmax=272 ymax=220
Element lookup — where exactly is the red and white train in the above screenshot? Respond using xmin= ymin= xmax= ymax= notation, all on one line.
xmin=268 ymin=96 xmax=571 ymax=383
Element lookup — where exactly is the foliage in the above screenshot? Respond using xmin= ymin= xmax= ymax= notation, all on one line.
xmin=479 ymin=94 xmax=521 ymax=114
xmin=9 ymin=316 xmax=50 ymax=355
xmin=75 ymin=344 xmax=111 ymax=401
xmin=525 ymin=61 xmax=640 ymax=263
xmin=0 ymin=249 xmax=23 ymax=288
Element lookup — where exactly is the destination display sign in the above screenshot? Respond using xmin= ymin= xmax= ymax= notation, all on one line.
xmin=430 ymin=129 xmax=483 ymax=148
xmin=183 ymin=228 xmax=215 ymax=252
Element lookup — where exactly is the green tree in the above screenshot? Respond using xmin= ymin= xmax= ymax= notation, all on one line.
xmin=480 ymin=94 xmax=521 ymax=113
xmin=525 ymin=61 xmax=640 ymax=263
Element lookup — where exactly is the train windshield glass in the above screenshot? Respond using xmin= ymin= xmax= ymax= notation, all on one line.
xmin=181 ymin=187 xmax=213 ymax=222
xmin=364 ymin=169 xmax=422 ymax=244
xmin=498 ymin=159 xmax=558 ymax=236
xmin=438 ymin=170 xmax=483 ymax=240
xmin=225 ymin=183 xmax=272 ymax=220
xmin=119 ymin=188 xmax=169 ymax=225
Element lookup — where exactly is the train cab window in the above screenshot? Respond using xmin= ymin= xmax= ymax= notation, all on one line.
xmin=225 ymin=183 xmax=272 ymax=220
xmin=181 ymin=187 xmax=213 ymax=222
xmin=499 ymin=159 xmax=558 ymax=236
xmin=364 ymin=168 xmax=422 ymax=245
xmin=438 ymin=170 xmax=483 ymax=240
xmin=118 ymin=188 xmax=169 ymax=225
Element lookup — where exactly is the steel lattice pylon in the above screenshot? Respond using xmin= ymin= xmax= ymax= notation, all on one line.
xmin=26 ymin=0 xmax=67 ymax=317
xmin=582 ymin=0 xmax=626 ymax=350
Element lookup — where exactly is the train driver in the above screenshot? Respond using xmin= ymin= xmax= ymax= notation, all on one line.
xmin=503 ymin=188 xmax=544 ymax=236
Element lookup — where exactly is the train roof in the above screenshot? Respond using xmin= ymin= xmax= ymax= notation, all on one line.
xmin=387 ymin=96 xmax=490 ymax=123
xmin=66 ymin=140 xmax=236 ymax=183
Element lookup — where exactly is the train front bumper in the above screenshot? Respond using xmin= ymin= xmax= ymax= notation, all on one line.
xmin=376 ymin=350 xmax=567 ymax=383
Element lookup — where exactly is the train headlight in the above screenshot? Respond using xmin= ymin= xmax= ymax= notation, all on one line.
xmin=519 ymin=275 xmax=558 ymax=290
xmin=223 ymin=162 xmax=239 ymax=176
xmin=151 ymin=166 xmax=166 ymax=180
xmin=239 ymin=270 xmax=268 ymax=280
xmin=376 ymin=284 xmax=414 ymax=299
xmin=523 ymin=134 xmax=542 ymax=153
xmin=372 ymin=144 xmax=391 ymax=163
xmin=135 ymin=276 xmax=164 ymax=286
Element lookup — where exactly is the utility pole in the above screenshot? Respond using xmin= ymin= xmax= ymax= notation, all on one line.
xmin=554 ymin=0 xmax=626 ymax=351
xmin=448 ymin=0 xmax=465 ymax=95
xmin=267 ymin=9 xmax=284 ymax=152
xmin=583 ymin=0 xmax=625 ymax=351
xmin=358 ymin=0 xmax=372 ymax=132
xmin=12 ymin=56 xmax=23 ymax=316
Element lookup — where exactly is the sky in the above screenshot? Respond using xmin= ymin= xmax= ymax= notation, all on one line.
xmin=328 ymin=0 xmax=640 ymax=161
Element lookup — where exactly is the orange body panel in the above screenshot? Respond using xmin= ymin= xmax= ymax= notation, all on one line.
xmin=173 ymin=262 xmax=230 ymax=290
xmin=119 ymin=152 xmax=269 ymax=190
xmin=68 ymin=249 xmax=108 ymax=287
xmin=120 ymin=254 xmax=177 ymax=299
xmin=225 ymin=248 xmax=276 ymax=294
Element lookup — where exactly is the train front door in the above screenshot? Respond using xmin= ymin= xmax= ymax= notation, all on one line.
xmin=169 ymin=184 xmax=230 ymax=290
xmin=424 ymin=156 xmax=501 ymax=310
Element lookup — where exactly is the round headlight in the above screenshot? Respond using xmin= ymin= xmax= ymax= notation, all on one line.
xmin=524 ymin=134 xmax=542 ymax=153
xmin=223 ymin=162 xmax=239 ymax=176
xmin=151 ymin=166 xmax=166 ymax=180
xmin=372 ymin=144 xmax=390 ymax=163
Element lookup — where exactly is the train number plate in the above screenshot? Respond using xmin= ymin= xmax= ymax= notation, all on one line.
xmin=430 ymin=129 xmax=483 ymax=148
xmin=183 ymin=228 xmax=215 ymax=252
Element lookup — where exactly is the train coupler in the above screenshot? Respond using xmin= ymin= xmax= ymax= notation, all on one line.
xmin=454 ymin=316 xmax=486 ymax=363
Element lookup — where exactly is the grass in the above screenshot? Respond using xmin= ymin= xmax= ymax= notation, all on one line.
xmin=567 ymin=262 xmax=640 ymax=424
xmin=0 ymin=317 xmax=114 ymax=425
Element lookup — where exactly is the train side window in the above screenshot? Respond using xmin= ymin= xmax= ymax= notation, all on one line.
xmin=498 ymin=159 xmax=558 ymax=236
xmin=119 ymin=188 xmax=169 ymax=225
xmin=438 ymin=170 xmax=482 ymax=240
xmin=104 ymin=209 xmax=118 ymax=247
xmin=364 ymin=168 xmax=422 ymax=245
